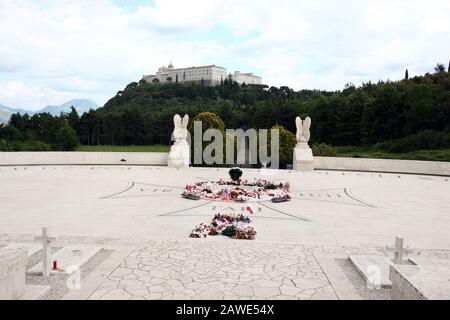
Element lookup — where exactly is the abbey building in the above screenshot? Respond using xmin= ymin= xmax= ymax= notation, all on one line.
xmin=142 ymin=62 xmax=262 ymax=86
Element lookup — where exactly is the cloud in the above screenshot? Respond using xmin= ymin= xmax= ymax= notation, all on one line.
xmin=0 ymin=0 xmax=449 ymax=109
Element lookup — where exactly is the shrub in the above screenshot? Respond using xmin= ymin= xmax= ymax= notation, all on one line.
xmin=53 ymin=125 xmax=80 ymax=151
xmin=190 ymin=112 xmax=226 ymax=166
xmin=19 ymin=141 xmax=52 ymax=151
xmin=312 ymin=143 xmax=337 ymax=157
xmin=0 ymin=139 xmax=14 ymax=151
xmin=192 ymin=112 xmax=225 ymax=133
xmin=377 ymin=130 xmax=450 ymax=153
xmin=269 ymin=124 xmax=296 ymax=168
xmin=229 ymin=167 xmax=243 ymax=181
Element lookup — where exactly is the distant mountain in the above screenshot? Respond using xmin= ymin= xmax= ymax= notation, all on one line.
xmin=38 ymin=99 xmax=100 ymax=116
xmin=0 ymin=104 xmax=30 ymax=124
xmin=0 ymin=104 xmax=11 ymax=124
xmin=0 ymin=99 xmax=100 ymax=123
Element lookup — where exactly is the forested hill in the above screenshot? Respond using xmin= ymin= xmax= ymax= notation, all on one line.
xmin=1 ymin=64 xmax=449 ymax=153
xmin=96 ymin=65 xmax=450 ymax=148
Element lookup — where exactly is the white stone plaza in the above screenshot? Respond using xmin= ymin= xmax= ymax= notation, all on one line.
xmin=1 ymin=164 xmax=450 ymax=300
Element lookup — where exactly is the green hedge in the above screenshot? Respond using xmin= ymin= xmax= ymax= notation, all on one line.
xmin=376 ymin=130 xmax=450 ymax=153
xmin=312 ymin=143 xmax=337 ymax=157
xmin=269 ymin=124 xmax=296 ymax=168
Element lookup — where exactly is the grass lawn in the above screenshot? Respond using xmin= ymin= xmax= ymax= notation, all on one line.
xmin=77 ymin=145 xmax=170 ymax=152
xmin=333 ymin=147 xmax=450 ymax=162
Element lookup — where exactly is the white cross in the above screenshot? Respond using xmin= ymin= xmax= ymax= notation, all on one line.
xmin=388 ymin=236 xmax=412 ymax=264
xmin=34 ymin=226 xmax=56 ymax=277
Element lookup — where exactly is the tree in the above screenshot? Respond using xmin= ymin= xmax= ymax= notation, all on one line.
xmin=269 ymin=125 xmax=296 ymax=168
xmin=435 ymin=63 xmax=446 ymax=73
xmin=54 ymin=125 xmax=80 ymax=151
xmin=190 ymin=112 xmax=225 ymax=166
xmin=405 ymin=69 xmax=409 ymax=80
xmin=66 ymin=106 xmax=80 ymax=133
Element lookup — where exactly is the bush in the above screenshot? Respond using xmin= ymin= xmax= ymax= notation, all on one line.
xmin=19 ymin=141 xmax=52 ymax=151
xmin=0 ymin=139 xmax=14 ymax=151
xmin=192 ymin=112 xmax=225 ymax=133
xmin=312 ymin=143 xmax=337 ymax=157
xmin=269 ymin=124 xmax=296 ymax=168
xmin=377 ymin=130 xmax=450 ymax=153
xmin=229 ymin=167 xmax=243 ymax=181
xmin=190 ymin=112 xmax=226 ymax=166
xmin=53 ymin=125 xmax=80 ymax=151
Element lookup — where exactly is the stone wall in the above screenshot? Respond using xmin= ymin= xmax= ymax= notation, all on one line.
xmin=0 ymin=152 xmax=168 ymax=166
xmin=0 ymin=152 xmax=449 ymax=176
xmin=314 ymin=157 xmax=450 ymax=176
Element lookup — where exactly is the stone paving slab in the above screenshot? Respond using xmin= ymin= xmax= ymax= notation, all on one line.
xmin=3 ymin=243 xmax=41 ymax=257
xmin=409 ymin=256 xmax=450 ymax=267
xmin=349 ymin=255 xmax=393 ymax=288
xmin=390 ymin=264 xmax=450 ymax=300
xmin=19 ymin=285 xmax=51 ymax=300
xmin=28 ymin=246 xmax=102 ymax=275
xmin=89 ymin=241 xmax=337 ymax=300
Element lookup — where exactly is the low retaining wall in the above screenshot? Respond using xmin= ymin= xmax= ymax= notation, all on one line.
xmin=0 ymin=152 xmax=168 ymax=166
xmin=0 ymin=152 xmax=449 ymax=176
xmin=314 ymin=157 xmax=450 ymax=176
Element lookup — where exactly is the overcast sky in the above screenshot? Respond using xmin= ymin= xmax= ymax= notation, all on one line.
xmin=1 ymin=0 xmax=449 ymax=110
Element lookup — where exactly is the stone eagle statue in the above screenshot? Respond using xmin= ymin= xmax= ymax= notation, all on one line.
xmin=172 ymin=114 xmax=189 ymax=144
xmin=295 ymin=116 xmax=311 ymax=144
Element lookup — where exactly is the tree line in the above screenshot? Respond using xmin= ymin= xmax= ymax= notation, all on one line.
xmin=1 ymin=63 xmax=449 ymax=152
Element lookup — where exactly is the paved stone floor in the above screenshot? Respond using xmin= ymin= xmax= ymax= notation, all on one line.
xmin=1 ymin=165 xmax=450 ymax=300
xmin=89 ymin=241 xmax=336 ymax=300
xmin=1 ymin=165 xmax=449 ymax=248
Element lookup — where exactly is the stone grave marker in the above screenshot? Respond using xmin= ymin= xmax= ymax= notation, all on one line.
xmin=28 ymin=245 xmax=102 ymax=275
xmin=349 ymin=255 xmax=393 ymax=288
xmin=390 ymin=264 xmax=450 ymax=300
xmin=34 ymin=226 xmax=56 ymax=277
xmin=3 ymin=243 xmax=41 ymax=257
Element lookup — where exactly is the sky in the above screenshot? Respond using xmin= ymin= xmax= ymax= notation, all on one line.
xmin=0 ymin=0 xmax=449 ymax=110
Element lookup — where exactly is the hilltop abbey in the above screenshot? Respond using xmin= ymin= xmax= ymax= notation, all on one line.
xmin=142 ymin=62 xmax=262 ymax=86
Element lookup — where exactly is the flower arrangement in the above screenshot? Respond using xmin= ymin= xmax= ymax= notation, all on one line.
xmin=235 ymin=224 xmax=257 ymax=240
xmin=271 ymin=191 xmax=291 ymax=203
xmin=189 ymin=213 xmax=256 ymax=240
xmin=182 ymin=190 xmax=201 ymax=200
xmin=183 ymin=178 xmax=290 ymax=203
xmin=221 ymin=225 xmax=236 ymax=237
xmin=189 ymin=223 xmax=210 ymax=238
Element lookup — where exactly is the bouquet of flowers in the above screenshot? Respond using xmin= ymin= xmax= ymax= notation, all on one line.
xmin=190 ymin=213 xmax=255 ymax=239
xmin=235 ymin=224 xmax=257 ymax=240
xmin=271 ymin=191 xmax=291 ymax=203
xmin=182 ymin=178 xmax=291 ymax=202
xmin=182 ymin=190 xmax=201 ymax=200
xmin=189 ymin=223 xmax=210 ymax=238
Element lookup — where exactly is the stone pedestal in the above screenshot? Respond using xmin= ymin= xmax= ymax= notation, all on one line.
xmin=167 ymin=141 xmax=190 ymax=168
xmin=293 ymin=142 xmax=314 ymax=171
xmin=0 ymin=248 xmax=28 ymax=300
